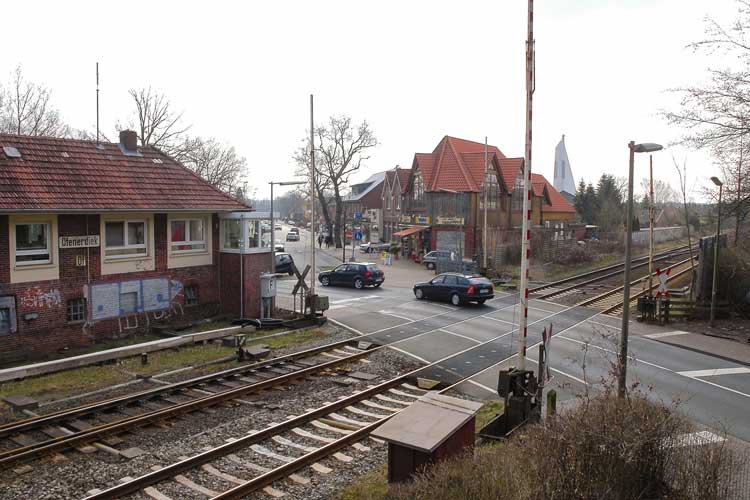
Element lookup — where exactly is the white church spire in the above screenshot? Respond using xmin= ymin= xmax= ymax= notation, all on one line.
xmin=553 ymin=134 xmax=575 ymax=196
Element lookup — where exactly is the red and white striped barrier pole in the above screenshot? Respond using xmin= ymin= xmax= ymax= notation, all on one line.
xmin=518 ymin=0 xmax=535 ymax=370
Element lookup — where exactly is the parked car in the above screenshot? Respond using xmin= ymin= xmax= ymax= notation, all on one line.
xmin=318 ymin=262 xmax=384 ymax=289
xmin=359 ymin=241 xmax=390 ymax=253
xmin=274 ymin=240 xmax=285 ymax=252
xmin=286 ymin=232 xmax=300 ymax=242
xmin=274 ymin=252 xmax=295 ymax=275
xmin=413 ymin=273 xmax=494 ymax=306
xmin=422 ymin=250 xmax=452 ymax=270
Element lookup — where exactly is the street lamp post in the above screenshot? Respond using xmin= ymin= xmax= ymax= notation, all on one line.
xmin=710 ymin=176 xmax=723 ymax=327
xmin=269 ymin=180 xmax=306 ymax=318
xmin=619 ymin=141 xmax=663 ymax=398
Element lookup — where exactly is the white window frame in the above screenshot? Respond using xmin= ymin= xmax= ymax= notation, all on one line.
xmin=104 ymin=219 xmax=148 ymax=259
xmin=170 ymin=217 xmax=208 ymax=254
xmin=15 ymin=222 xmax=51 ymax=266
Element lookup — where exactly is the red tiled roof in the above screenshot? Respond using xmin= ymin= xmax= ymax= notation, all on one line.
xmin=413 ymin=136 xmax=507 ymax=193
xmin=395 ymin=167 xmax=410 ymax=194
xmin=497 ymin=157 xmax=524 ymax=190
xmin=0 ymin=134 xmax=250 ymax=212
xmin=531 ymin=173 xmax=576 ymax=213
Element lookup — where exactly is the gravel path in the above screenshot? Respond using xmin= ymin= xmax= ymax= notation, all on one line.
xmin=0 ymin=339 xmax=422 ymax=500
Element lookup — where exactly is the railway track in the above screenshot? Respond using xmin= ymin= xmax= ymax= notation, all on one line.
xmin=0 ymin=337 xmax=381 ymax=468
xmin=82 ymin=306 xmax=565 ymax=500
xmin=1 ymin=250 xmax=701 ymax=496
xmin=529 ymin=243 xmax=694 ymax=299
xmin=577 ymin=256 xmax=695 ymax=314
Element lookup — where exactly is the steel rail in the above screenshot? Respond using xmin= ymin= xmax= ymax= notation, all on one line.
xmin=1 ymin=298 xmax=519 ymax=464
xmin=0 ymin=345 xmax=379 ymax=468
xmin=529 ymin=243 xmax=692 ymax=294
xmin=207 ymin=261 xmax=699 ymax=499
xmin=576 ymin=256 xmax=694 ymax=309
xmin=537 ymin=249 xmax=692 ymax=300
xmin=83 ymin=294 xmax=593 ymax=500
xmin=82 ymin=372 xmax=412 ymax=499
xmin=601 ymin=263 xmax=694 ymax=315
xmin=0 ymin=336 xmax=360 ymax=438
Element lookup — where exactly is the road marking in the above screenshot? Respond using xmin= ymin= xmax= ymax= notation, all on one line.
xmin=466 ymin=379 xmax=497 ymax=394
xmin=524 ymin=357 xmax=589 ymax=386
xmin=327 ymin=318 xmax=365 ymax=336
xmin=378 ymin=310 xmax=415 ymax=321
xmin=483 ymin=315 xmax=517 ymax=326
xmin=330 ymin=295 xmax=382 ymax=304
xmin=586 ymin=319 xmax=622 ymax=331
xmin=677 ymin=367 xmax=750 ymax=378
xmin=557 ymin=334 xmax=750 ymax=399
xmin=387 ymin=345 xmax=429 ymax=364
xmin=669 ymin=430 xmax=726 ymax=448
xmin=438 ymin=328 xmax=482 ymax=344
xmin=644 ymin=330 xmax=692 ymax=339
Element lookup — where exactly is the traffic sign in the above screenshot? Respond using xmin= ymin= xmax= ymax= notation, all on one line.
xmin=354 ymin=231 xmax=363 ymax=241
xmin=354 ymin=212 xmax=362 ymax=222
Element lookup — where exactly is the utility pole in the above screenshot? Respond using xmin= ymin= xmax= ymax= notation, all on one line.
xmin=483 ymin=136 xmax=489 ymax=271
xmin=517 ymin=0 xmax=535 ymax=370
xmin=710 ymin=177 xmax=723 ymax=326
xmin=648 ymin=155 xmax=654 ymax=296
xmin=309 ymin=95 xmax=316 ymax=298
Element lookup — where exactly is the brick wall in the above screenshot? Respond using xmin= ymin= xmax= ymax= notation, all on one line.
xmin=219 ymin=251 xmax=272 ymax=318
xmin=0 ymin=213 xmax=226 ymax=363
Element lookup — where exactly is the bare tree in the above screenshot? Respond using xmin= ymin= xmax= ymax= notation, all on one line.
xmin=0 ymin=67 xmax=70 ymax=137
xmin=673 ymin=156 xmax=696 ymax=298
xmin=712 ymin=139 xmax=750 ymax=245
xmin=639 ymin=178 xmax=678 ymax=208
xmin=181 ymin=138 xmax=247 ymax=194
xmin=124 ymin=87 xmax=246 ymax=193
xmin=314 ymin=116 xmax=377 ymax=247
xmin=664 ymin=0 xmax=750 ymax=245
xmin=293 ymin=141 xmax=335 ymax=234
xmin=123 ymin=86 xmax=194 ymax=161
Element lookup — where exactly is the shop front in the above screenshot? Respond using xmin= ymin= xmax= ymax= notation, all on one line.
xmin=393 ymin=215 xmax=431 ymax=262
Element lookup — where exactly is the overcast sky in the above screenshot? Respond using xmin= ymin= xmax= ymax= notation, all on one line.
xmin=1 ymin=0 xmax=740 ymax=200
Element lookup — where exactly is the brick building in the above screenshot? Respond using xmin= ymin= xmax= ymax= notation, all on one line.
xmin=341 ymin=171 xmax=386 ymax=241
xmin=0 ymin=131 xmax=269 ymax=362
xmin=381 ymin=166 xmax=410 ymax=243
xmin=399 ymin=136 xmax=575 ymax=260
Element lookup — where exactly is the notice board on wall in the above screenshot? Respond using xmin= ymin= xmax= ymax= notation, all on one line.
xmin=89 ymin=278 xmax=174 ymax=320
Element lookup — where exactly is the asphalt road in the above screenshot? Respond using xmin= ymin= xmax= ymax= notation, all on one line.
xmin=275 ymin=224 xmax=750 ymax=442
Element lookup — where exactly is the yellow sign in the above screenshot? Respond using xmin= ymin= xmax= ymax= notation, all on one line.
xmin=436 ymin=216 xmax=464 ymax=225
xmin=414 ymin=215 xmax=430 ymax=225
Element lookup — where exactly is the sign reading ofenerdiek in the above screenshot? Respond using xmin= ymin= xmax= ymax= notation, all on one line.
xmin=59 ymin=235 xmax=100 ymax=249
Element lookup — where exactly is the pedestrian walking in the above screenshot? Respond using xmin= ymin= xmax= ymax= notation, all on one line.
xmin=318 ymin=234 xmax=323 ymax=248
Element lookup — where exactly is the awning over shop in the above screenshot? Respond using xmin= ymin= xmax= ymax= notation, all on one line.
xmin=394 ymin=225 xmax=430 ymax=237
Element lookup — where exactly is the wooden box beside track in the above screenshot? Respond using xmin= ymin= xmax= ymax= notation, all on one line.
xmin=371 ymin=392 xmax=482 ymax=483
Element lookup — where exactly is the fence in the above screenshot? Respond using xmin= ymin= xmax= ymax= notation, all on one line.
xmin=479 ymin=226 xmax=580 ymax=269
xmin=631 ymin=226 xmax=686 ymax=244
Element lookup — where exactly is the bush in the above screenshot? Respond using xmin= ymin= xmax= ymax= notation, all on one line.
xmin=384 ymin=394 xmax=740 ymax=500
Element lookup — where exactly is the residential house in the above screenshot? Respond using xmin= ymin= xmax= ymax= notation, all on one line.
xmin=381 ymin=166 xmax=410 ymax=243
xmin=341 ymin=171 xmax=386 ymax=241
xmin=0 ymin=131 xmax=269 ymax=362
xmin=400 ymin=136 xmax=576 ymax=260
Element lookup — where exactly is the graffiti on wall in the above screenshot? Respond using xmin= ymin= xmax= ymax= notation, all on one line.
xmin=83 ymin=278 xmax=185 ymax=334
xmin=18 ymin=286 xmax=62 ymax=309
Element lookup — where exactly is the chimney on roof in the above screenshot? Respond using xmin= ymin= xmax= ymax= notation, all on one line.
xmin=119 ymin=130 xmax=138 ymax=152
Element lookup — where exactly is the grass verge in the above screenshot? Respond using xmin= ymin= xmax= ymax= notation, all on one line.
xmin=0 ymin=325 xmax=335 ymax=415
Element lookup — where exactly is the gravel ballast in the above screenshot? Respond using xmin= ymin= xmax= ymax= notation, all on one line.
xmin=0 ymin=329 xmax=424 ymax=500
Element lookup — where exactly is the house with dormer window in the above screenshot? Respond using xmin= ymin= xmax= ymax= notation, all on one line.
xmin=0 ymin=131 xmax=266 ymax=363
